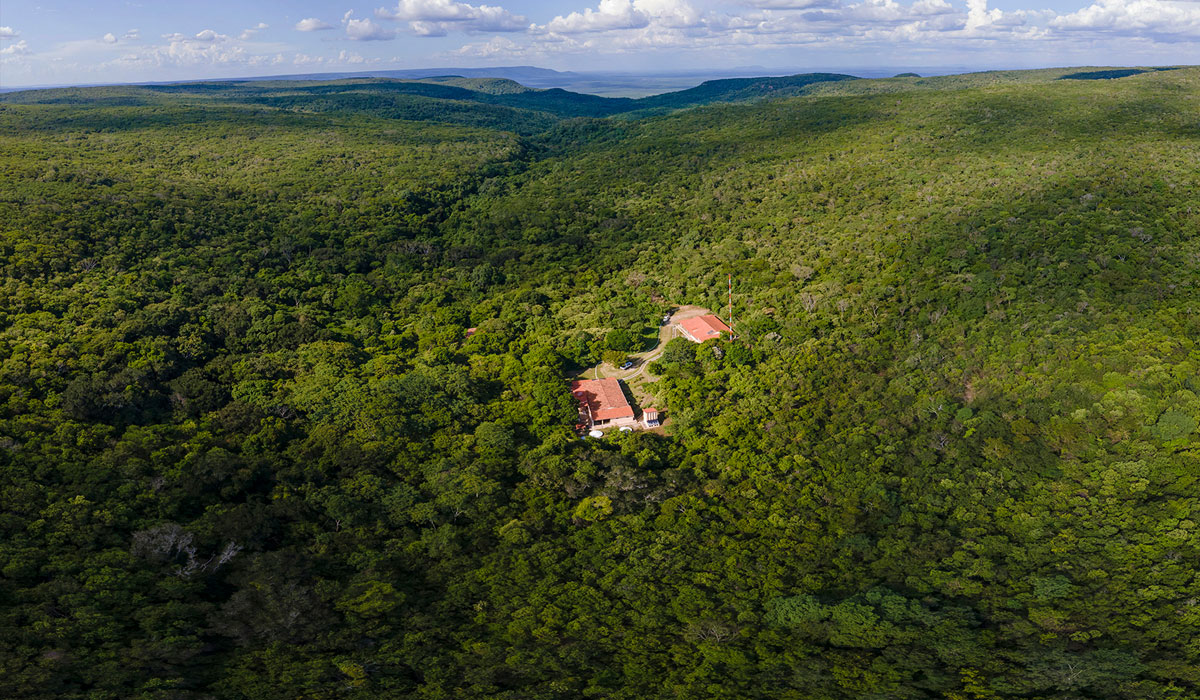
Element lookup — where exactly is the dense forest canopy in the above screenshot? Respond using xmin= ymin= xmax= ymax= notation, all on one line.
xmin=1 ymin=66 xmax=1199 ymax=699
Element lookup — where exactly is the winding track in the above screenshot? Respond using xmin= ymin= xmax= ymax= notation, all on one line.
xmin=589 ymin=304 xmax=712 ymax=382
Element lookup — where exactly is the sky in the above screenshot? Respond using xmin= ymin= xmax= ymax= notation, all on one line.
xmin=1 ymin=0 xmax=1197 ymax=87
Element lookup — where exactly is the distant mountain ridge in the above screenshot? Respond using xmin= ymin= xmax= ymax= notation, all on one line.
xmin=0 ymin=65 xmax=827 ymax=96
xmin=241 ymin=66 xmax=582 ymax=88
xmin=203 ymin=72 xmax=864 ymax=122
xmin=0 ymin=66 xmax=579 ymax=94
xmin=1 ymin=71 xmax=865 ymax=134
xmin=4 ymin=66 xmax=1190 ymax=137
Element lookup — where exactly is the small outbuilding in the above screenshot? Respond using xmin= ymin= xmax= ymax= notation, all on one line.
xmin=676 ymin=314 xmax=732 ymax=343
xmin=642 ymin=408 xmax=660 ymax=428
xmin=570 ymin=378 xmax=637 ymax=430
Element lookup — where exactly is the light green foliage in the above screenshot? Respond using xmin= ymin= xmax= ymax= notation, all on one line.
xmin=1154 ymin=410 xmax=1197 ymax=441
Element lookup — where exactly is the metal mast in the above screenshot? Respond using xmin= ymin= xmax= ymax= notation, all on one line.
xmin=728 ymin=273 xmax=733 ymax=331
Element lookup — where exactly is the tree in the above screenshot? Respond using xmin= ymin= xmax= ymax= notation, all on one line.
xmin=605 ymin=328 xmax=640 ymax=352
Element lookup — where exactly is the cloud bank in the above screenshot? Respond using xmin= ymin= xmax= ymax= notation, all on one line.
xmin=375 ymin=0 xmax=529 ymax=36
xmin=295 ymin=18 xmax=334 ymax=32
xmin=2 ymin=0 xmax=1197 ymax=88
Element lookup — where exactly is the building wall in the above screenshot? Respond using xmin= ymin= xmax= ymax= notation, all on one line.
xmin=592 ymin=414 xmax=638 ymax=429
xmin=675 ymin=324 xmax=699 ymax=343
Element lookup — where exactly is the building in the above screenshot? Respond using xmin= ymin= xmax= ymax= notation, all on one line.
xmin=676 ymin=314 xmax=732 ymax=343
xmin=570 ymin=378 xmax=637 ymax=430
xmin=642 ymin=408 xmax=660 ymax=428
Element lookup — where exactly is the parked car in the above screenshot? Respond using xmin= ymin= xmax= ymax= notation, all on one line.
xmin=620 ymin=361 xmax=634 ymax=370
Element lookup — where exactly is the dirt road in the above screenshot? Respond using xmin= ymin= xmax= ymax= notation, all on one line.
xmin=579 ymin=305 xmax=712 ymax=407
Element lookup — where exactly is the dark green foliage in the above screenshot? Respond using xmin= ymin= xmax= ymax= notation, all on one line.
xmin=604 ymin=328 xmax=639 ymax=352
xmin=626 ymin=72 xmax=858 ymax=115
xmin=1 ymin=66 xmax=1199 ymax=699
xmin=1059 ymin=69 xmax=1151 ymax=80
xmin=1058 ymin=68 xmax=1181 ymax=80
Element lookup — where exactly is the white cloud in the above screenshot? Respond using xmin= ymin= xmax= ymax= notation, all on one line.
xmin=346 ymin=17 xmax=397 ymax=40
xmin=912 ymin=0 xmax=957 ymax=16
xmin=743 ymin=0 xmax=842 ymax=8
xmin=2 ymin=17 xmax=398 ymax=85
xmin=531 ymin=0 xmax=731 ymax=38
xmin=295 ymin=18 xmax=334 ymax=31
xmin=337 ymin=49 xmax=370 ymax=63
xmin=102 ymin=26 xmax=291 ymax=71
xmin=122 ymin=34 xmax=247 ymax=66
xmin=193 ymin=29 xmax=228 ymax=42
xmin=540 ymin=0 xmax=653 ymax=33
xmin=240 ymin=22 xmax=269 ymax=40
xmin=452 ymin=35 xmax=534 ymax=57
xmin=456 ymin=0 xmax=1073 ymax=58
xmin=375 ymin=0 xmax=529 ymax=34
xmin=629 ymin=0 xmax=706 ymax=27
xmin=6 ymin=0 xmax=1199 ymax=87
xmin=1 ymin=39 xmax=30 ymax=55
xmin=962 ymin=0 xmax=1028 ymax=32
xmin=1052 ymin=0 xmax=1200 ymax=37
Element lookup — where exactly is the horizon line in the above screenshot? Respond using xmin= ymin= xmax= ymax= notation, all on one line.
xmin=1 ymin=62 xmax=1190 ymax=95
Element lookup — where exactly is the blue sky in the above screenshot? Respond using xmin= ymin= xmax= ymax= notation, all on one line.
xmin=1 ymin=0 xmax=1197 ymax=87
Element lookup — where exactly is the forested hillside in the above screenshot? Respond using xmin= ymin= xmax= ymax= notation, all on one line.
xmin=1 ymin=66 xmax=1199 ymax=699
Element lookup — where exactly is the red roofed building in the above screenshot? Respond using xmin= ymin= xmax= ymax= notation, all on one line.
xmin=570 ymin=378 xmax=636 ymax=430
xmin=676 ymin=314 xmax=731 ymax=343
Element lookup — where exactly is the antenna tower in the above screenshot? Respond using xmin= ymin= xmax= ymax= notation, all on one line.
xmin=728 ymin=273 xmax=733 ymax=331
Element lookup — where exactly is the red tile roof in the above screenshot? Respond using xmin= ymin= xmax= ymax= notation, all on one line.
xmin=570 ymin=378 xmax=634 ymax=422
xmin=677 ymin=314 xmax=731 ymax=342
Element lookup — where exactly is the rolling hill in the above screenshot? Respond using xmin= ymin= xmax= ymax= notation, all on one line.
xmin=0 ymin=70 xmax=861 ymax=127
xmin=1 ymin=65 xmax=1198 ymax=700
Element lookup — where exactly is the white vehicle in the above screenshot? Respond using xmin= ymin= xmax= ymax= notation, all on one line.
xmin=618 ymin=426 xmax=633 ymax=432
xmin=588 ymin=430 xmax=604 ymax=438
